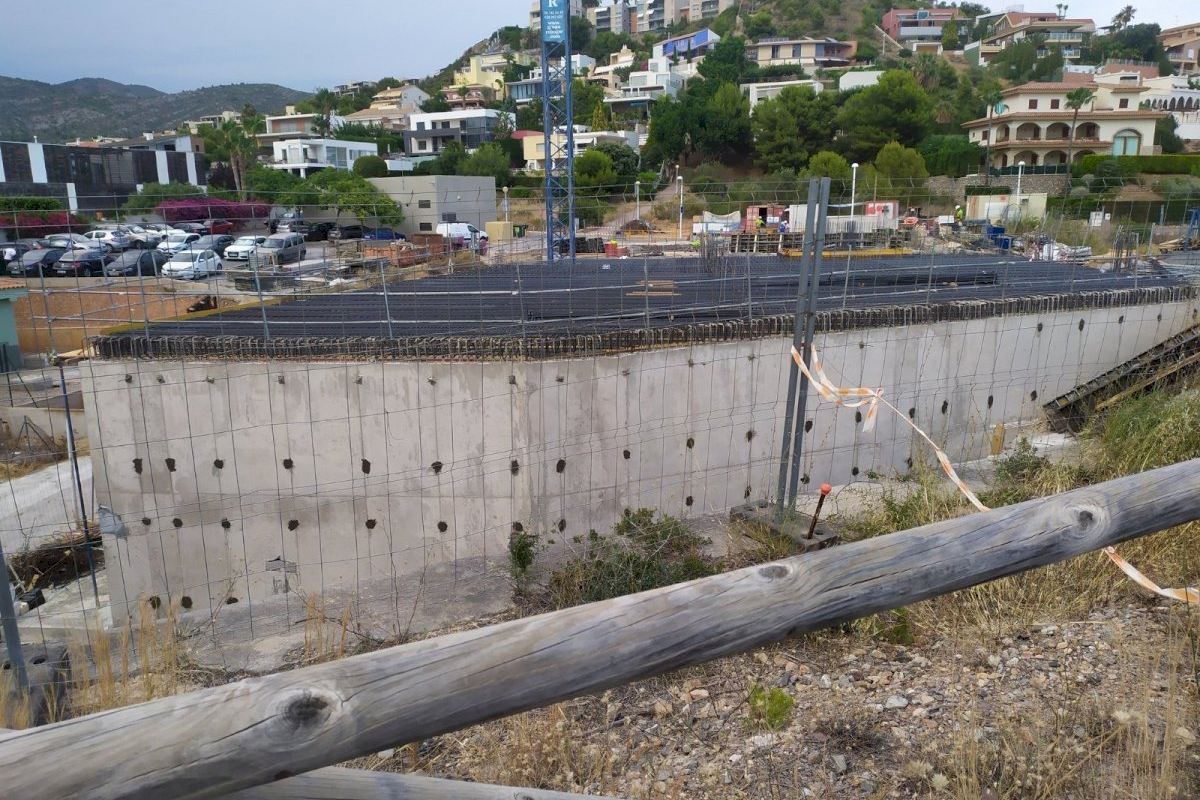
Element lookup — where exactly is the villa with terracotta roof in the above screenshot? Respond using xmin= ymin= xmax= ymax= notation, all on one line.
xmin=963 ymin=78 xmax=1164 ymax=169
xmin=966 ymin=10 xmax=1096 ymax=66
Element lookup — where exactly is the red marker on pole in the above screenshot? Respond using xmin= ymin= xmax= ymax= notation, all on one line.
xmin=806 ymin=483 xmax=833 ymax=539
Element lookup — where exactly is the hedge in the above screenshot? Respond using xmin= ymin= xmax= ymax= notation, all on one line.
xmin=1075 ymin=154 xmax=1200 ymax=177
xmin=0 ymin=196 xmax=64 ymax=213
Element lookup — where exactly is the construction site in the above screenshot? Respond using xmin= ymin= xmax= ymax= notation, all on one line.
xmin=1 ymin=172 xmax=1199 ymax=800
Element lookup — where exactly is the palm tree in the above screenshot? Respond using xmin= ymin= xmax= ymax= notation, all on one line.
xmin=982 ymin=88 xmax=1003 ymax=182
xmin=1065 ymin=86 xmax=1095 ymax=169
xmin=1110 ymin=5 xmax=1135 ymax=32
xmin=911 ymin=53 xmax=940 ymax=91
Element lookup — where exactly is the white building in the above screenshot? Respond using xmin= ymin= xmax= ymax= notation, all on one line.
xmin=963 ymin=79 xmax=1165 ymax=168
xmin=404 ymin=109 xmax=514 ymax=156
xmin=258 ymin=106 xmax=346 ymax=145
xmin=604 ymin=55 xmax=685 ymax=114
xmin=521 ymin=129 xmax=641 ymax=170
xmin=269 ymin=138 xmax=379 ymax=177
xmin=839 ymin=70 xmax=884 ymax=92
xmin=741 ymin=79 xmax=827 ymax=110
xmin=342 ymin=84 xmax=431 ymax=132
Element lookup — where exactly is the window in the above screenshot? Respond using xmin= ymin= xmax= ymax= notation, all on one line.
xmin=1028 ymin=99 xmax=1038 ymax=109
xmin=1118 ymin=98 xmax=1129 ymax=108
xmin=418 ymin=199 xmax=431 ymax=209
xmin=1050 ymin=99 xmax=1060 ymax=109
xmin=419 ymin=222 xmax=433 ymax=231
xmin=980 ymin=130 xmax=989 ymax=141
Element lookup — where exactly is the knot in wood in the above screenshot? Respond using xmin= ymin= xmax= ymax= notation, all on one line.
xmin=274 ymin=687 xmax=340 ymax=736
xmin=1064 ymin=501 xmax=1106 ymax=537
xmin=758 ymin=564 xmax=791 ymax=581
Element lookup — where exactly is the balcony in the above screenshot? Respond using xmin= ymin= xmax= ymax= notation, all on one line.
xmin=899 ymin=25 xmax=943 ymax=39
xmin=1044 ymin=31 xmax=1084 ymax=42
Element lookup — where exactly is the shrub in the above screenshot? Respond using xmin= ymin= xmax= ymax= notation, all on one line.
xmin=1075 ymin=154 xmax=1200 ymax=177
xmin=508 ymin=529 xmax=539 ymax=583
xmin=352 ymin=155 xmax=389 ymax=178
xmin=546 ymin=509 xmax=715 ymax=608
xmin=0 ymin=197 xmax=63 ymax=213
xmin=748 ymin=684 xmax=794 ymax=730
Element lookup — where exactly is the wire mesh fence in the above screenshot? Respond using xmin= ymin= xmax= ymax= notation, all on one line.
xmin=2 ymin=175 xmax=1200 ymax=725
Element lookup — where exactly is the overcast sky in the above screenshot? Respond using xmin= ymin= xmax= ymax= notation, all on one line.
xmin=0 ymin=0 xmax=531 ymax=92
xmin=0 ymin=0 xmax=1191 ymax=93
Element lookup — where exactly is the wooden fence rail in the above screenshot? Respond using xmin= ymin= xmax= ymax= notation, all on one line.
xmin=2 ymin=458 xmax=1199 ymax=800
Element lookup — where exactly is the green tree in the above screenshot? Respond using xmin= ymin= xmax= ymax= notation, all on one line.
xmin=919 ymin=135 xmax=984 ymax=177
xmin=1110 ymin=5 xmax=1135 ymax=33
xmin=941 ymin=24 xmax=960 ymax=51
xmin=572 ymin=79 xmax=606 ymax=125
xmin=589 ymin=102 xmax=611 ymax=132
xmin=305 ymin=170 xmax=403 ymax=225
xmin=835 ymin=70 xmax=933 ymax=163
xmin=570 ymin=15 xmax=594 ymax=54
xmin=697 ymin=82 xmax=752 ymax=163
xmin=243 ymin=165 xmax=318 ymax=207
xmin=696 ymin=36 xmax=751 ymax=85
xmin=516 ymin=98 xmax=544 ymax=131
xmin=873 ymin=142 xmax=929 ymax=204
xmin=591 ymin=141 xmax=640 ymax=190
xmin=744 ymin=11 xmax=777 ymax=39
xmin=201 ymin=116 xmax=263 ymax=198
xmin=804 ymin=150 xmax=852 ymax=180
xmin=575 ymin=149 xmax=618 ymax=191
xmin=433 ymin=141 xmax=468 ymax=175
xmin=1156 ymin=115 xmax=1184 ymax=154
xmin=420 ymin=93 xmax=452 ymax=113
xmin=1065 ymin=86 xmax=1095 ymax=167
xmin=352 ymin=155 xmax=389 ymax=178
xmin=751 ymin=85 xmax=836 ymax=173
xmin=458 ymin=142 xmax=511 ymax=186
xmin=644 ymin=95 xmax=689 ymax=165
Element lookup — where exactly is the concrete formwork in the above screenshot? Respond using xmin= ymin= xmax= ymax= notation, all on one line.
xmin=82 ymin=296 xmax=1199 ymax=623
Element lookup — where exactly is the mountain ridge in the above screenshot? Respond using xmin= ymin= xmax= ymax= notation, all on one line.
xmin=0 ymin=75 xmax=308 ymax=143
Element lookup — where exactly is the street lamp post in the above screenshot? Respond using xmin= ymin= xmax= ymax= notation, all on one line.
xmin=1016 ymin=160 xmax=1026 ymax=196
xmin=635 ymin=180 xmax=641 ymax=224
xmin=676 ymin=174 xmax=684 ymax=243
xmin=850 ymin=162 xmax=859 ymax=218
xmin=502 ymin=186 xmax=509 ymax=224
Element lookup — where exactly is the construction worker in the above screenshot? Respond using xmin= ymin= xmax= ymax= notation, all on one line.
xmin=954 ymin=205 xmax=965 ymax=223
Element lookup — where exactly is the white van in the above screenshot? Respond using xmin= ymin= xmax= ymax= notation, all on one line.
xmin=435 ymin=222 xmax=487 ymax=243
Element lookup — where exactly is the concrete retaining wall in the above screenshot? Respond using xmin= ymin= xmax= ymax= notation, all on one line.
xmin=82 ymin=296 xmax=1199 ymax=623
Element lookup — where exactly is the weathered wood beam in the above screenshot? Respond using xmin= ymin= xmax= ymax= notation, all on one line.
xmin=227 ymin=767 xmax=620 ymax=800
xmin=3 ymin=458 xmax=1200 ymax=800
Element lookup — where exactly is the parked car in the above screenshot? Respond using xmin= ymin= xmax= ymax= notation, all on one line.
xmin=224 ymin=235 xmax=267 ymax=261
xmin=84 ymin=228 xmax=131 ymax=251
xmin=44 ymin=232 xmax=106 ymax=252
xmin=105 ymin=249 xmax=169 ymax=277
xmin=329 ymin=225 xmax=365 ymax=241
xmin=53 ymin=248 xmax=111 ymax=277
xmin=192 ymin=234 xmax=235 ymax=257
xmin=161 ymin=249 xmax=222 ymax=280
xmin=122 ymin=224 xmax=166 ymax=248
xmin=363 ymin=227 xmax=405 ymax=241
xmin=8 ymin=247 xmax=64 ymax=277
xmin=256 ymin=232 xmax=307 ymax=265
xmin=285 ymin=221 xmax=336 ymax=241
xmin=1 ymin=239 xmax=41 ymax=269
xmin=157 ymin=231 xmax=202 ymax=254
xmin=201 ymin=218 xmax=235 ymax=235
xmin=172 ymin=222 xmax=206 ymax=234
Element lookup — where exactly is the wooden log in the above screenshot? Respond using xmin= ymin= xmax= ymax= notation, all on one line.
xmin=3 ymin=459 xmax=1200 ymax=800
xmin=228 ymin=767 xmax=620 ymax=800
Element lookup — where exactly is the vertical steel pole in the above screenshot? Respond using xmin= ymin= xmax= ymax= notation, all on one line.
xmin=775 ymin=180 xmax=822 ymax=512
xmin=58 ymin=361 xmax=99 ymax=605
xmin=786 ymin=178 xmax=831 ymax=506
xmin=0 ymin=535 xmax=29 ymax=692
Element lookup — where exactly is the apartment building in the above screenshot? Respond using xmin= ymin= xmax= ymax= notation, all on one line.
xmin=588 ymin=0 xmax=635 ymax=34
xmin=965 ymin=10 xmax=1095 ymax=66
xmin=684 ymin=0 xmax=734 ymax=23
xmin=334 ymin=80 xmax=377 ymax=96
xmin=403 ymin=109 xmax=513 ymax=157
xmin=342 ymin=84 xmax=431 ymax=132
xmin=963 ymin=79 xmax=1164 ymax=169
xmin=745 ymin=37 xmax=857 ymax=69
xmin=636 ymin=0 xmax=685 ymax=34
xmin=269 ymin=139 xmax=379 ymax=178
xmin=604 ymin=55 xmax=685 ymax=115
xmin=1159 ymin=22 xmax=1200 ymax=75
xmin=530 ymin=0 xmax=584 ymax=30
xmin=656 ymin=29 xmax=721 ymax=60
xmin=881 ymin=8 xmax=960 ymax=52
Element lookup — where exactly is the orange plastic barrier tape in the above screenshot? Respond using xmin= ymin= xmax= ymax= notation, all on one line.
xmin=791 ymin=345 xmax=1199 ymax=605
